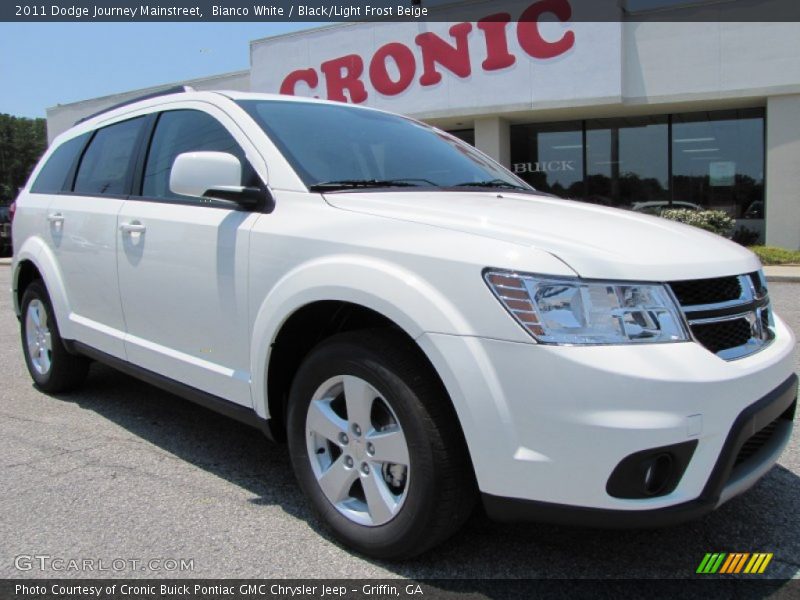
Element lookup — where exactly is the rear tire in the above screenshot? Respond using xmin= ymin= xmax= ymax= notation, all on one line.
xmin=287 ymin=329 xmax=476 ymax=559
xmin=20 ymin=280 xmax=90 ymax=393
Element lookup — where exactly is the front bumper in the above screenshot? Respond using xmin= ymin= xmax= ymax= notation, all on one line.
xmin=483 ymin=373 xmax=796 ymax=526
xmin=418 ymin=313 xmax=797 ymax=522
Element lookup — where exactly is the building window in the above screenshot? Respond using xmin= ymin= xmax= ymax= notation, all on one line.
xmin=585 ymin=116 xmax=669 ymax=210
xmin=671 ymin=109 xmax=764 ymax=220
xmin=510 ymin=108 xmax=765 ymax=238
xmin=510 ymin=122 xmax=584 ymax=198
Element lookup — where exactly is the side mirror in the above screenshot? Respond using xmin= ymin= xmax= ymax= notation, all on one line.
xmin=169 ymin=151 xmax=265 ymax=209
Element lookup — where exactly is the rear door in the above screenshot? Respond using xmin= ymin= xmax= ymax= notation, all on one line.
xmin=116 ymin=106 xmax=264 ymax=406
xmin=45 ymin=117 xmax=147 ymax=358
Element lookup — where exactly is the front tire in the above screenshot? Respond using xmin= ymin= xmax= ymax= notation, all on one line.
xmin=20 ymin=280 xmax=89 ymax=393
xmin=287 ymin=329 xmax=476 ymax=559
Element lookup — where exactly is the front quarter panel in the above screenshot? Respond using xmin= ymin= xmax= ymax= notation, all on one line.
xmin=247 ymin=191 xmax=576 ymax=419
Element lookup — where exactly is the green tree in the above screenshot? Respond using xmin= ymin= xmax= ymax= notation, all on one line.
xmin=0 ymin=114 xmax=47 ymax=204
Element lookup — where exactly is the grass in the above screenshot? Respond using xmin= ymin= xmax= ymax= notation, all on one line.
xmin=748 ymin=246 xmax=800 ymax=266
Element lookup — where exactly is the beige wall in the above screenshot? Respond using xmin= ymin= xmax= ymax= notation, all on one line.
xmin=766 ymin=94 xmax=800 ymax=249
xmin=474 ymin=118 xmax=510 ymax=168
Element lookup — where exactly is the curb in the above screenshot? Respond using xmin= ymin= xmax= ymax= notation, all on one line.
xmin=764 ymin=266 xmax=800 ymax=284
xmin=766 ymin=274 xmax=800 ymax=283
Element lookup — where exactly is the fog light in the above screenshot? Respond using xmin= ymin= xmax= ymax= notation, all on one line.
xmin=643 ymin=453 xmax=674 ymax=496
xmin=606 ymin=440 xmax=697 ymax=499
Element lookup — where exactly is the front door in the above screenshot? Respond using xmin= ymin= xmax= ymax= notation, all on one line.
xmin=116 ymin=108 xmax=263 ymax=406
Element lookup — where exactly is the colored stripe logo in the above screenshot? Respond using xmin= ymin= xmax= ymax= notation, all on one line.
xmin=697 ymin=553 xmax=773 ymax=574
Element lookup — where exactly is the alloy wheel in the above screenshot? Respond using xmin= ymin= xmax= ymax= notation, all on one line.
xmin=25 ymin=299 xmax=52 ymax=375
xmin=305 ymin=375 xmax=411 ymax=526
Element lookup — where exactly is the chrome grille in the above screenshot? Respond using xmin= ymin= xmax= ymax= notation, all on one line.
xmin=670 ymin=276 xmax=742 ymax=306
xmin=668 ymin=272 xmax=773 ymax=361
xmin=691 ymin=318 xmax=752 ymax=354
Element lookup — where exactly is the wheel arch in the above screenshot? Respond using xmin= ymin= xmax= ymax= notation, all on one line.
xmin=250 ymin=255 xmax=475 ymax=443
xmin=12 ymin=238 xmax=71 ymax=333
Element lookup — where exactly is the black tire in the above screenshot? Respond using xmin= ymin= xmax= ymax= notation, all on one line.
xmin=287 ymin=329 xmax=476 ymax=559
xmin=20 ymin=280 xmax=90 ymax=393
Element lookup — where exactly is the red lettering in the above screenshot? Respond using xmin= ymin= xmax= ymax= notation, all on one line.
xmin=279 ymin=68 xmax=319 ymax=96
xmin=477 ymin=14 xmax=516 ymax=71
xmin=517 ymin=0 xmax=575 ymax=60
xmin=281 ymin=0 xmax=579 ymax=101
xmin=320 ymin=55 xmax=368 ymax=103
xmin=369 ymin=43 xmax=416 ymax=96
xmin=415 ymin=22 xmax=473 ymax=87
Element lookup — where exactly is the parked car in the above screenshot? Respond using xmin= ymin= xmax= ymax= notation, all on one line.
xmin=744 ymin=200 xmax=765 ymax=220
xmin=11 ymin=90 xmax=797 ymax=559
xmin=0 ymin=205 xmax=11 ymax=257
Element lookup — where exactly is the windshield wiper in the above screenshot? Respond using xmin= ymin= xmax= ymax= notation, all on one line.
xmin=309 ymin=179 xmax=427 ymax=192
xmin=452 ymin=179 xmax=529 ymax=191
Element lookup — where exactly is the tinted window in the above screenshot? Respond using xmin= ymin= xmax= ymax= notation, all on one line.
xmin=672 ymin=109 xmax=764 ymax=220
xmin=74 ymin=118 xmax=144 ymax=196
xmin=510 ymin=122 xmax=584 ymax=198
xmin=30 ymin=134 xmax=89 ymax=194
xmin=509 ymin=109 xmax=765 ymax=223
xmin=239 ymin=100 xmax=524 ymax=190
xmin=142 ymin=110 xmax=249 ymax=200
xmin=586 ymin=116 xmax=669 ymax=210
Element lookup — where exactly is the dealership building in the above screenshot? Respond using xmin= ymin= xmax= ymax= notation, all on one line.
xmin=47 ymin=1 xmax=800 ymax=249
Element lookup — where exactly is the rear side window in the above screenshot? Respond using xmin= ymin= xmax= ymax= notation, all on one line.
xmin=30 ymin=134 xmax=89 ymax=194
xmin=74 ymin=117 xmax=145 ymax=196
xmin=141 ymin=110 xmax=250 ymax=200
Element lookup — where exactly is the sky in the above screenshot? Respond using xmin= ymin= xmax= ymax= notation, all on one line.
xmin=0 ymin=22 xmax=321 ymax=119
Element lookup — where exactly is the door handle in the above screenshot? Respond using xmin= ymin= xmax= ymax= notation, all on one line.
xmin=47 ymin=212 xmax=64 ymax=224
xmin=119 ymin=221 xmax=146 ymax=234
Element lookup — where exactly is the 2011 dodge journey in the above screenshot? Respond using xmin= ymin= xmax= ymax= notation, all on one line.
xmin=11 ymin=89 xmax=797 ymax=558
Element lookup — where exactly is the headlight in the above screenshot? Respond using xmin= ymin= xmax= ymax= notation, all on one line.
xmin=484 ymin=270 xmax=689 ymax=345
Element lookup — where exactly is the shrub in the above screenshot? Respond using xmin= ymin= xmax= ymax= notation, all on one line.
xmin=748 ymin=246 xmax=800 ymax=266
xmin=732 ymin=227 xmax=761 ymax=247
xmin=659 ymin=208 xmax=735 ymax=238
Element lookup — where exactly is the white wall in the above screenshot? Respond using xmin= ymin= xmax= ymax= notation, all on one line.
xmin=249 ymin=19 xmax=623 ymax=120
xmin=622 ymin=22 xmax=800 ymax=106
xmin=45 ymin=70 xmax=250 ymax=143
xmin=248 ymin=20 xmax=800 ymax=121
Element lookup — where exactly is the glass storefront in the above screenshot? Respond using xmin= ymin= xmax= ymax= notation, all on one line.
xmin=585 ymin=116 xmax=669 ymax=210
xmin=671 ymin=110 xmax=764 ymax=220
xmin=510 ymin=108 xmax=765 ymax=237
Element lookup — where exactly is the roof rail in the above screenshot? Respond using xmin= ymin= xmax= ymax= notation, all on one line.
xmin=74 ymin=85 xmax=195 ymax=125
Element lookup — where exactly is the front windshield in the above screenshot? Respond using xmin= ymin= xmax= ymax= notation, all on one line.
xmin=238 ymin=99 xmax=532 ymax=192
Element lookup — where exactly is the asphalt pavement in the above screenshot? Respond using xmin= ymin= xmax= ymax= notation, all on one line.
xmin=1 ymin=265 xmax=798 ymax=582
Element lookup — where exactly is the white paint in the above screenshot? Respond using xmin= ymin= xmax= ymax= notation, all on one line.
xmin=170 ymin=151 xmax=242 ymax=198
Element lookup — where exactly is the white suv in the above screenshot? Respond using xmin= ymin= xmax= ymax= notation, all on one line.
xmin=11 ymin=90 xmax=797 ymax=559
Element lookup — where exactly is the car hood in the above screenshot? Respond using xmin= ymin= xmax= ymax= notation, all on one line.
xmin=324 ymin=191 xmax=761 ymax=281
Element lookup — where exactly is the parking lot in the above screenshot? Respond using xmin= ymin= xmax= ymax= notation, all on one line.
xmin=1 ymin=263 xmax=798 ymax=582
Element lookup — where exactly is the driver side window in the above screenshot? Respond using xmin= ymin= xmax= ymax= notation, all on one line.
xmin=141 ymin=110 xmax=254 ymax=202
